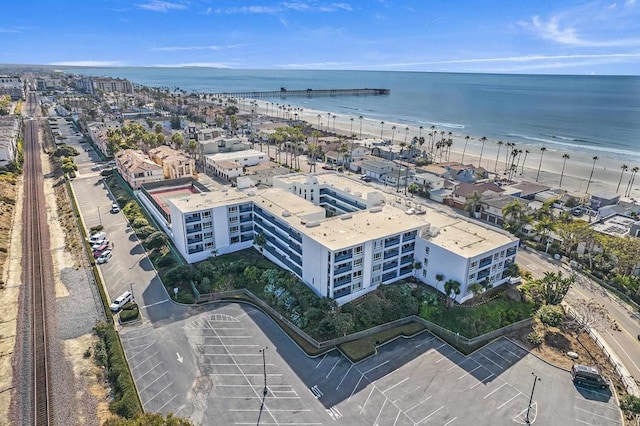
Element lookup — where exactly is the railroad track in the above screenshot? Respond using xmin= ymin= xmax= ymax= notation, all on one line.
xmin=23 ymin=91 xmax=52 ymax=425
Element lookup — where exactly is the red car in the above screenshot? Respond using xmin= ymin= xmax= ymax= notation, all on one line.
xmin=93 ymin=244 xmax=109 ymax=257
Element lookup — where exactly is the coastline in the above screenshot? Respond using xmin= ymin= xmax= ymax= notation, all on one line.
xmin=241 ymin=99 xmax=639 ymax=200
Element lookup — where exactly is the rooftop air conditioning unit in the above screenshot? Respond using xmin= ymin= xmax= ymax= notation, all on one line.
xmin=220 ymin=188 xmax=228 ymax=193
xmin=345 ymin=187 xmax=351 ymax=193
xmin=370 ymin=206 xmax=383 ymax=213
xmin=305 ymin=221 xmax=320 ymax=228
xmin=405 ymin=209 xmax=415 ymax=215
xmin=354 ymin=191 xmax=362 ymax=198
xmin=341 ymin=214 xmax=353 ymax=220
xmin=430 ymin=227 xmax=440 ymax=236
xmin=282 ymin=210 xmax=291 ymax=217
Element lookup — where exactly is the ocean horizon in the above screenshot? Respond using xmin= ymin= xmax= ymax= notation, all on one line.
xmin=64 ymin=67 xmax=640 ymax=162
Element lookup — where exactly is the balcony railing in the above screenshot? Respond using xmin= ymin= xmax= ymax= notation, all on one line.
xmin=401 ymin=243 xmax=415 ymax=254
xmin=186 ymin=226 xmax=202 ymax=235
xmin=185 ymin=214 xmax=201 ymax=223
xmin=382 ymin=271 xmax=397 ymax=282
xmin=400 ymin=255 xmax=413 ymax=266
xmin=335 ymin=253 xmax=353 ymax=262
xmin=384 ymin=249 xmax=399 ymax=260
xmin=479 ymin=259 xmax=492 ymax=269
xmin=334 ymin=265 xmax=352 ymax=276
xmin=384 ymin=237 xmax=401 ymax=248
xmin=477 ymin=268 xmax=491 ymax=279
xmin=506 ymin=247 xmax=517 ymax=257
xmin=383 ymin=261 xmax=398 ymax=271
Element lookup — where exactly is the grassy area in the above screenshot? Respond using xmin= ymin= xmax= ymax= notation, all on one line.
xmin=339 ymin=322 xmax=426 ymax=362
xmin=420 ymin=296 xmax=535 ymax=338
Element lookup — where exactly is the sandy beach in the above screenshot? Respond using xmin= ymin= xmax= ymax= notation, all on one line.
xmin=240 ymin=99 xmax=639 ymax=200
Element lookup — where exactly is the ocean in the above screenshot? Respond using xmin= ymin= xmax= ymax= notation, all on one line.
xmin=65 ymin=67 xmax=640 ymax=162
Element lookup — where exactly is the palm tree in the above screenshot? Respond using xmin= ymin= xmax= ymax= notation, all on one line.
xmin=504 ymin=142 xmax=514 ymax=171
xmin=358 ymin=115 xmax=363 ymax=139
xmin=391 ymin=125 xmax=397 ymax=144
xmin=494 ymin=140 xmax=503 ymax=172
xmin=478 ymin=136 xmax=487 ymax=169
xmin=443 ymin=279 xmax=461 ymax=307
xmin=585 ymin=156 xmax=599 ymax=194
xmin=508 ymin=149 xmax=519 ymax=181
xmin=461 ymin=135 xmax=470 ymax=163
xmin=419 ymin=125 xmax=423 ymax=139
xmin=536 ymin=147 xmax=547 ymax=182
xmin=307 ymin=143 xmax=318 ymax=172
xmin=502 ymin=199 xmax=528 ymax=235
xmin=617 ymin=164 xmax=628 ymax=193
xmin=380 ymin=121 xmax=385 ymax=140
xmin=520 ymin=150 xmax=530 ymax=174
xmin=464 ymin=190 xmax=484 ymax=218
xmin=559 ymin=153 xmax=570 ymax=187
xmin=404 ymin=126 xmax=410 ymax=144
xmin=339 ymin=140 xmax=349 ymax=171
xmin=626 ymin=166 xmax=639 ymax=197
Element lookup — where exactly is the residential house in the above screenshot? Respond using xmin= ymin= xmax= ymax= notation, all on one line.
xmin=148 ymin=146 xmax=195 ymax=180
xmin=115 ymin=149 xmax=163 ymax=190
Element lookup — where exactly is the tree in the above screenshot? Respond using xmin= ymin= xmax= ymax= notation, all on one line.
xmin=539 ymin=271 xmax=574 ymax=305
xmin=443 ymin=279 xmax=461 ymax=307
xmin=460 ymin=135 xmax=469 ymax=164
xmin=617 ymin=164 xmax=628 ymax=193
xmin=566 ymin=299 xmax=613 ymax=339
xmin=435 ymin=273 xmax=445 ymax=293
xmin=254 ymin=233 xmax=266 ymax=254
xmin=619 ymin=395 xmax=640 ymax=420
xmin=520 ymin=150 xmax=529 ymax=174
xmin=145 ymin=231 xmax=168 ymax=250
xmin=468 ymin=283 xmax=483 ymax=300
xmin=536 ymin=304 xmax=564 ymax=327
xmin=104 ymin=412 xmax=193 ymax=426
xmin=494 ymin=140 xmax=503 ymax=172
xmin=407 ymin=183 xmax=420 ymax=195
xmin=477 ymin=136 xmax=487 ymax=168
xmin=625 ymin=166 xmax=639 ymax=197
xmin=0 ymin=95 xmax=10 ymax=115
xmin=559 ymin=154 xmax=570 ymax=187
xmin=536 ymin=147 xmax=547 ymax=182
xmin=154 ymin=123 xmax=163 ymax=134
xmin=379 ymin=121 xmax=385 ymax=140
xmin=171 ymin=132 xmax=184 ymax=150
xmin=464 ymin=190 xmax=484 ymax=218
xmin=170 ymin=114 xmax=181 ymax=130
xmin=585 ymin=156 xmax=599 ymax=193
xmin=502 ymin=199 xmax=529 ymax=235
xmin=188 ymin=139 xmax=198 ymax=159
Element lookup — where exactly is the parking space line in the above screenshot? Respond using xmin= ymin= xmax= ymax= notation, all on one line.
xmin=230 ymin=408 xmax=312 ymax=412
xmin=484 ymin=382 xmax=507 ymax=398
xmin=574 ymin=395 xmax=621 ymax=410
xmin=129 ymin=342 xmax=155 ymax=358
xmin=211 ymin=373 xmax=282 ymax=377
xmin=487 ymin=347 xmax=512 ymax=364
xmin=574 ymin=419 xmax=592 ymax=425
xmin=498 ymin=342 xmax=526 ymax=359
xmin=218 ymin=396 xmax=300 ymax=400
xmin=414 ymin=337 xmax=435 ymax=349
xmin=234 ymin=423 xmax=320 ymax=425
xmin=360 ymin=387 xmax=376 ymax=414
xmin=575 ymin=407 xmax=621 ymax=423
xmin=393 ymin=408 xmax=402 ymax=426
xmin=479 ymin=353 xmax=504 ymax=370
xmin=120 ymin=332 xmax=153 ymax=342
xmin=470 ymin=373 xmax=494 ymax=389
xmin=216 ymin=335 xmax=252 ymax=338
xmin=200 ymin=344 xmax=259 ymax=347
xmin=142 ymin=382 xmax=173 ymax=408
xmin=362 ymin=360 xmax=389 ymax=375
xmin=336 ymin=364 xmax=353 ymax=390
xmin=496 ymin=392 xmax=521 ymax=410
xmin=373 ymin=398 xmax=387 ymax=426
xmin=458 ymin=365 xmax=481 ymax=380
xmin=435 ymin=355 xmax=449 ymax=364
xmin=415 ymin=406 xmax=443 ymax=425
xmin=155 ymin=394 xmax=178 ymax=413
xmin=443 ymin=417 xmax=457 ymax=425
xmin=405 ymin=396 xmax=431 ymax=413
xmin=348 ymin=375 xmax=364 ymax=402
xmin=326 ymin=357 xmax=342 ymax=379
xmin=446 ymin=358 xmax=469 ymax=371
xmin=140 ymin=371 xmax=168 ymax=393
xmin=391 ymin=386 xmax=420 ymax=404
xmin=315 ymin=353 xmax=327 ymax=369
xmin=137 ymin=361 xmax=163 ymax=381
xmin=140 ymin=299 xmax=169 ymax=309
xmin=131 ymin=351 xmax=159 ymax=370
xmin=206 ymin=363 xmax=276 ymax=366
xmin=382 ymin=377 xmax=409 ymax=394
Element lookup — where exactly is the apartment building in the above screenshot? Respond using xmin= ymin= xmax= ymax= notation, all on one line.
xmin=0 ymin=76 xmax=24 ymax=100
xmin=115 ymin=149 xmax=163 ymax=189
xmin=148 ymin=146 xmax=195 ymax=180
xmin=0 ymin=116 xmax=20 ymax=165
xmin=148 ymin=172 xmax=519 ymax=304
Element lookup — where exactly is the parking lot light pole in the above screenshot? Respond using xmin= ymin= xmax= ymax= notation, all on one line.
xmin=260 ymin=347 xmax=268 ymax=396
xmin=526 ymin=372 xmax=541 ymax=424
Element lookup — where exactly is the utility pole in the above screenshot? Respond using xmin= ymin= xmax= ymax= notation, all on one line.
xmin=526 ymin=372 xmax=541 ymax=424
xmin=260 ymin=347 xmax=268 ymax=396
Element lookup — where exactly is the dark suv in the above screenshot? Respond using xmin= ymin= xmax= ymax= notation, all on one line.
xmin=571 ymin=364 xmax=610 ymax=389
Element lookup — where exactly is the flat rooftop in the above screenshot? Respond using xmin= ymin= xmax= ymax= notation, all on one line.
xmin=170 ymin=189 xmax=250 ymax=213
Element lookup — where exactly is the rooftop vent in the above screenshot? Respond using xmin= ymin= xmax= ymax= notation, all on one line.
xmin=354 ymin=191 xmax=362 ymax=198
xmin=305 ymin=221 xmax=320 ymax=228
xmin=370 ymin=206 xmax=383 ymax=213
xmin=341 ymin=214 xmax=353 ymax=220
xmin=282 ymin=210 xmax=291 ymax=217
xmin=220 ymin=188 xmax=228 ymax=193
xmin=344 ymin=187 xmax=352 ymax=193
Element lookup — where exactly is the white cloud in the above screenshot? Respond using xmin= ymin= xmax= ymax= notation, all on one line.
xmin=0 ymin=28 xmax=21 ymax=33
xmin=277 ymin=61 xmax=355 ymax=68
xmin=520 ymin=14 xmax=640 ymax=47
xmin=625 ymin=0 xmax=636 ymax=6
xmin=48 ymin=60 xmax=127 ymax=67
xmin=137 ymin=1 xmax=186 ymax=12
xmin=150 ymin=62 xmax=238 ymax=68
xmin=220 ymin=6 xmax=281 ymax=14
xmin=217 ymin=2 xmax=352 ymax=14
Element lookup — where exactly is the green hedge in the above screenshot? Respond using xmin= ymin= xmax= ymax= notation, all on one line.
xmin=339 ymin=322 xmax=426 ymax=362
xmin=119 ymin=303 xmax=140 ymax=323
xmin=94 ymin=322 xmax=142 ymax=419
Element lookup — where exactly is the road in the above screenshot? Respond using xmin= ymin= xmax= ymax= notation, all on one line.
xmin=517 ymin=248 xmax=640 ymax=387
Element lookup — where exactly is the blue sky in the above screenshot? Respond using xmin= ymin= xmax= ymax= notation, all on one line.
xmin=1 ymin=0 xmax=639 ymax=74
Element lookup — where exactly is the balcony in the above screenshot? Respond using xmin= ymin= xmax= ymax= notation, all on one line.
xmin=382 ymin=270 xmax=398 ymax=282
xmin=383 ymin=260 xmax=398 ymax=272
xmin=335 ymin=252 xmax=353 ymax=262
xmin=320 ymin=197 xmax=354 ymax=213
xmin=400 ymin=255 xmax=413 ymax=266
xmin=334 ymin=265 xmax=352 ymax=276
xmin=334 ymin=276 xmax=352 ymax=288
xmin=187 ymin=236 xmax=203 ymax=245
xmin=403 ymin=232 xmax=417 ymax=241
xmin=506 ymin=247 xmax=517 ymax=257
xmin=334 ymin=286 xmax=352 ymax=299
xmin=401 ymin=243 xmax=415 ymax=254
xmin=320 ymin=188 xmax=367 ymax=211
xmin=240 ymin=224 xmax=253 ymax=233
xmin=240 ymin=214 xmax=252 ymax=223
xmin=186 ymin=226 xmax=202 ymax=235
xmin=479 ymin=259 xmax=492 ymax=269
xmin=185 ymin=214 xmax=201 ymax=223
xmin=384 ymin=249 xmax=399 ymax=260
xmin=239 ymin=205 xmax=252 ymax=213
xmin=241 ymin=234 xmax=253 ymax=242
xmin=188 ymin=244 xmax=204 ymax=254
xmin=384 ymin=237 xmax=401 ymax=248
xmin=399 ymin=265 xmax=413 ymax=275
xmin=477 ymin=268 xmax=491 ymax=279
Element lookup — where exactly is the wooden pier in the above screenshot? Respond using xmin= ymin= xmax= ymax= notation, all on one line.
xmin=212 ymin=87 xmax=390 ymax=99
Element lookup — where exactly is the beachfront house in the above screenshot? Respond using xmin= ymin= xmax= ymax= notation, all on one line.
xmin=115 ymin=149 xmax=164 ymax=190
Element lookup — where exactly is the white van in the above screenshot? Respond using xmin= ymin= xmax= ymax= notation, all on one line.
xmin=88 ymin=231 xmax=107 ymax=244
xmin=110 ymin=291 xmax=132 ymax=312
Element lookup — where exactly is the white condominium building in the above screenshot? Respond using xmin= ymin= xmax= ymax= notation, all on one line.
xmin=158 ymin=173 xmax=519 ymax=304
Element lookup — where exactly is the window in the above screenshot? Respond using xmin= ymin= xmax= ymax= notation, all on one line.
xmin=203 ymin=232 xmax=213 ymax=239
xmin=470 ymin=261 xmax=478 ymax=269
xmin=372 ymin=275 xmax=381 ymax=283
xmin=203 ymin=221 xmax=212 ymax=229
xmin=469 ymin=273 xmax=475 ymax=280
xmin=494 ymin=253 xmax=500 ymax=260
xmin=500 ymin=250 xmax=505 ymax=258
xmin=425 ymin=246 xmax=430 ymax=255
xmin=354 ymin=246 xmax=363 ymax=255
xmin=230 ymin=236 xmax=240 ymax=244
xmin=205 ymin=242 xmax=213 ymax=249
xmin=373 ymin=252 xmax=382 ymax=261
xmin=353 ymin=270 xmax=362 ymax=278
xmin=423 ymin=258 xmax=429 ymax=268
xmin=228 ymin=206 xmax=238 ymax=214
xmin=422 ymin=269 xmax=427 ymax=278
xmin=354 ymin=258 xmax=363 ymax=267
xmin=373 ymin=264 xmax=382 ymax=272
xmin=202 ymin=211 xmax=211 ymax=218
xmin=230 ymin=226 xmax=239 ymax=234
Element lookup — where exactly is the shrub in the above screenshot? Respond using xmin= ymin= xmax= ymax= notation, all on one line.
xmin=119 ymin=303 xmax=140 ymax=323
xmin=536 ymin=304 xmax=565 ymax=327
xmin=131 ymin=217 xmax=149 ymax=229
xmin=620 ymin=395 xmax=640 ymax=417
xmin=155 ymin=253 xmax=176 ymax=268
xmin=527 ymin=332 xmax=542 ymax=345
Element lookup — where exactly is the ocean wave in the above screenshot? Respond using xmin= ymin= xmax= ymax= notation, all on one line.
xmin=416 ymin=121 xmax=466 ymax=130
xmin=507 ymin=133 xmax=640 ymax=161
xmin=542 ymin=134 xmax=594 ymax=144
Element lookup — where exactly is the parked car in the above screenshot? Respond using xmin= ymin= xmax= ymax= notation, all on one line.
xmin=322 ymin=165 xmax=335 ymax=170
xmin=88 ymin=231 xmax=107 ymax=244
xmin=571 ymin=364 xmax=610 ymax=389
xmin=360 ymin=175 xmax=372 ymax=182
xmin=93 ymin=244 xmax=109 ymax=257
xmin=110 ymin=203 xmax=120 ymax=213
xmin=91 ymin=239 xmax=109 ymax=250
xmin=109 ymin=290 xmax=132 ymax=312
xmin=96 ymin=250 xmax=112 ymax=264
